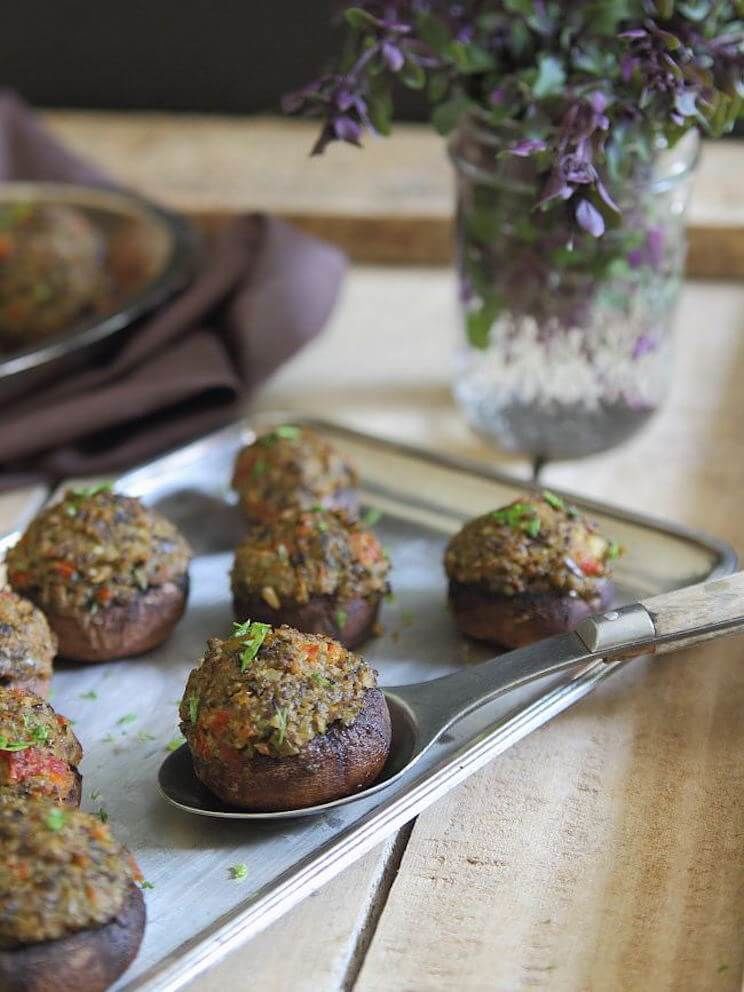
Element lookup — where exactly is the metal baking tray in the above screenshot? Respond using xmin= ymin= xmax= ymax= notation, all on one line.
xmin=3 ymin=416 xmax=736 ymax=991
xmin=0 ymin=182 xmax=197 ymax=403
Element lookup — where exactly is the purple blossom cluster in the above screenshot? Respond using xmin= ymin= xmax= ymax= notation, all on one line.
xmin=284 ymin=1 xmax=744 ymax=238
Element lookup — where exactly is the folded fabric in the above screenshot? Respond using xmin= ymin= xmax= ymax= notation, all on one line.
xmin=0 ymin=92 xmax=347 ymax=486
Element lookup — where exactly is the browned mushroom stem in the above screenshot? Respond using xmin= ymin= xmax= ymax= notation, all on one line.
xmin=232 ymin=590 xmax=382 ymax=651
xmin=0 ymin=881 xmax=145 ymax=992
xmin=192 ymin=688 xmax=391 ymax=812
xmin=50 ymin=575 xmax=189 ymax=663
xmin=448 ymin=578 xmax=615 ymax=648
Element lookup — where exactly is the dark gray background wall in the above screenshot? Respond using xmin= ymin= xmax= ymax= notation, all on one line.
xmin=0 ymin=1 xmax=423 ymax=117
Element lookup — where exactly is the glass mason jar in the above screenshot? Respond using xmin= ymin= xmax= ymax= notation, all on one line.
xmin=449 ymin=115 xmax=700 ymax=460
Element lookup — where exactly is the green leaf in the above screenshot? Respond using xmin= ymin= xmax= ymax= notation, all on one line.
xmin=368 ymin=82 xmax=393 ymax=136
xmin=45 ymin=809 xmax=66 ymax=832
xmin=504 ymin=0 xmax=533 ymax=13
xmin=165 ymin=737 xmax=186 ymax=752
xmin=584 ymin=0 xmax=635 ymax=34
xmin=542 ymin=490 xmax=565 ymax=511
xmin=361 ymin=507 xmax=383 ymax=527
xmin=431 ymin=94 xmax=472 ymax=135
xmin=188 ymin=692 xmax=200 ymax=724
xmin=344 ymin=7 xmax=378 ymax=30
xmin=446 ymin=41 xmax=495 ymax=74
xmin=400 ymin=59 xmax=426 ymax=90
xmin=428 ymin=70 xmax=450 ymax=103
xmin=229 ymin=863 xmax=249 ymax=881
xmin=0 ymin=735 xmax=34 ymax=752
xmin=532 ymin=54 xmax=566 ymax=99
xmin=416 ymin=11 xmax=452 ymax=54
xmin=274 ymin=425 xmax=301 ymax=440
xmin=466 ymin=297 xmax=502 ymax=349
xmin=236 ymin=621 xmax=272 ymax=672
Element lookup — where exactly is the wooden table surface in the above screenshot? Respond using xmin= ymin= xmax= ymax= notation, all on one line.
xmin=3 ymin=115 xmax=744 ymax=991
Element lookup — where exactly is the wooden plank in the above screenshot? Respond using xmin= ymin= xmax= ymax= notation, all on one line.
xmin=182 ymin=834 xmax=409 ymax=992
xmin=44 ymin=111 xmax=744 ymax=274
xmin=348 ymin=279 xmax=744 ymax=992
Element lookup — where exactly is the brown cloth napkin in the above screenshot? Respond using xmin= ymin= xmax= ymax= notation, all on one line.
xmin=0 ymin=92 xmax=347 ymax=488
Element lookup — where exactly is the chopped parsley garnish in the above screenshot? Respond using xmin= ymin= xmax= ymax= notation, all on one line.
xmin=166 ymin=736 xmax=186 ymax=752
xmin=229 ymin=863 xmax=248 ymax=881
xmin=606 ymin=541 xmax=622 ymax=561
xmin=71 ymin=482 xmax=113 ymax=498
xmin=542 ymin=490 xmax=565 ymax=511
xmin=0 ymin=735 xmax=34 ymax=752
xmin=310 ymin=672 xmax=332 ymax=688
xmin=274 ymin=425 xmax=301 ymax=440
xmin=491 ymin=502 xmax=542 ymax=538
xmin=79 ymin=690 xmax=98 ymax=700
xmin=45 ymin=809 xmax=66 ymax=832
xmin=90 ymin=789 xmax=102 ymax=802
xmin=361 ymin=507 xmax=383 ymax=527
xmin=188 ymin=693 xmax=200 ymax=724
xmin=22 ymin=716 xmax=50 ymax=745
xmin=252 ymin=458 xmax=267 ymax=478
xmin=273 ymin=707 xmax=289 ymax=746
xmin=235 ymin=620 xmax=271 ymax=672
xmin=97 ymin=807 xmax=109 ymax=824
xmin=116 ymin=713 xmax=137 ymax=726
xmin=140 ymin=880 xmax=155 ymax=890
xmin=65 ymin=482 xmax=114 ymax=515
xmin=335 ymin=608 xmax=348 ymax=630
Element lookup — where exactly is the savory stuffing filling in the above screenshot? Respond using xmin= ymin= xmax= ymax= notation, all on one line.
xmin=180 ymin=625 xmax=378 ymax=760
xmin=6 ymin=486 xmax=191 ymax=616
xmin=0 ymin=687 xmax=81 ymax=804
xmin=0 ymin=590 xmax=57 ymax=684
xmin=0 ymin=202 xmax=105 ymax=347
xmin=231 ymin=425 xmax=358 ymax=521
xmin=444 ymin=492 xmax=621 ymax=599
xmin=0 ymin=800 xmax=139 ymax=948
xmin=231 ymin=508 xmax=390 ymax=609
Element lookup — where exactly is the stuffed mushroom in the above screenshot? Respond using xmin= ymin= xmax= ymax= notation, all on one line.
xmin=180 ymin=624 xmax=391 ymax=812
xmin=0 ymin=687 xmax=82 ymax=808
xmin=231 ymin=425 xmax=359 ymax=524
xmin=444 ymin=492 xmax=620 ymax=648
xmin=0 ymin=590 xmax=57 ymax=697
xmin=6 ymin=485 xmax=191 ymax=662
xmin=231 ymin=508 xmax=390 ymax=649
xmin=0 ymin=201 xmax=104 ymax=350
xmin=0 ymin=799 xmax=145 ymax=992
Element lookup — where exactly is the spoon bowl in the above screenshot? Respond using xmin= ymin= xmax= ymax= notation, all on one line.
xmin=158 ymin=572 xmax=744 ymax=820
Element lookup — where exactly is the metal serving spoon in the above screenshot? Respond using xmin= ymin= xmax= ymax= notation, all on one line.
xmin=159 ymin=571 xmax=744 ymax=820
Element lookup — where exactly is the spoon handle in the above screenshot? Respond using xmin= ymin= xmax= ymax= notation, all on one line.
xmin=640 ymin=570 xmax=744 ymax=652
xmin=412 ymin=571 xmax=744 ymax=738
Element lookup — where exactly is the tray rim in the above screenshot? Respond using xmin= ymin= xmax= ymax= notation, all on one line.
xmin=120 ymin=413 xmax=738 ymax=577
xmin=7 ymin=414 xmax=737 ymax=992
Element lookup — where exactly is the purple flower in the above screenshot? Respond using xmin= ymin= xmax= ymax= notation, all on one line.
xmin=632 ymin=334 xmax=658 ymax=359
xmin=382 ymin=40 xmax=405 ymax=72
xmin=508 ymin=137 xmax=548 ymax=157
xmin=333 ymin=115 xmax=363 ymax=143
xmin=575 ymin=199 xmax=605 ymax=238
